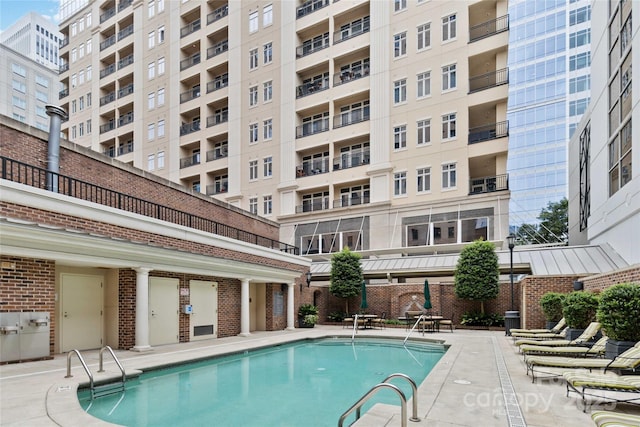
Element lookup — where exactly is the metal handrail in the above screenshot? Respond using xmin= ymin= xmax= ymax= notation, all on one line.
xmin=98 ymin=346 xmax=126 ymax=384
xmin=403 ymin=315 xmax=426 ymax=345
xmin=382 ymin=373 xmax=420 ymax=422
xmin=338 ymin=383 xmax=408 ymax=427
xmin=351 ymin=314 xmax=359 ymax=342
xmin=65 ymin=349 xmax=94 ymax=391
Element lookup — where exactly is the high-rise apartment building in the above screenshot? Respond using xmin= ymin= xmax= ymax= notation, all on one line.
xmin=0 ymin=12 xmax=62 ymax=71
xmin=59 ymin=0 xmax=511 ymax=256
xmin=506 ymin=0 xmax=592 ymax=229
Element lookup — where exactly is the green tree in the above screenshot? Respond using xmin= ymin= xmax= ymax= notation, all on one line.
xmin=538 ymin=198 xmax=568 ymax=243
xmin=329 ymin=247 xmax=363 ymax=314
xmin=516 ymin=223 xmax=541 ymax=245
xmin=454 ymin=240 xmax=500 ymax=313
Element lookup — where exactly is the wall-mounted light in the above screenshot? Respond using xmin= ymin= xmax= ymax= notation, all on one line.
xmin=306 ymin=271 xmax=312 ymax=287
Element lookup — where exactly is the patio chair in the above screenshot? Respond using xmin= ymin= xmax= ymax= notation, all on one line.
xmin=524 ymin=341 xmax=640 ymax=382
xmin=515 ymin=322 xmax=601 ymax=347
xmin=404 ymin=310 xmax=423 ymax=330
xmin=342 ymin=316 xmax=354 ymax=329
xmin=591 ymin=410 xmax=640 ymax=426
xmin=438 ymin=318 xmax=454 ymax=332
xmin=510 ymin=318 xmax=566 ymax=335
xmin=372 ymin=312 xmax=386 ymax=329
xmin=519 ymin=336 xmax=608 ymax=359
xmin=564 ymin=372 xmax=640 ymax=412
xmin=511 ymin=327 xmax=568 ymax=341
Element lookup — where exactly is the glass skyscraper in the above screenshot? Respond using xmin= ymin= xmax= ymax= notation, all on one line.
xmin=506 ymin=0 xmax=591 ymax=231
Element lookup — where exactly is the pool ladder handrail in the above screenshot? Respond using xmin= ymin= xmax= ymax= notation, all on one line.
xmin=337 ymin=373 xmax=420 ymax=427
xmin=403 ymin=314 xmax=426 ymax=346
xmin=65 ymin=346 xmax=126 ymax=399
xmin=351 ymin=314 xmax=359 ymax=342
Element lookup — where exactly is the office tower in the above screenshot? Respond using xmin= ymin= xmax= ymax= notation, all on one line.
xmin=0 ymin=12 xmax=62 ymax=71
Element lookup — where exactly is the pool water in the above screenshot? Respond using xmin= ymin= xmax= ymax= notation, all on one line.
xmin=79 ymin=338 xmax=445 ymax=426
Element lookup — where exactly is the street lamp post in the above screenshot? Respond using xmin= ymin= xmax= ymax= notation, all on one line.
xmin=507 ymin=233 xmax=515 ymax=310
xmin=505 ymin=233 xmax=519 ymax=336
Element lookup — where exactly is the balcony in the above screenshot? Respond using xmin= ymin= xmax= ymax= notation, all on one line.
xmin=180 ymin=87 xmax=201 ymax=103
xmin=207 ymin=147 xmax=228 ymax=161
xmin=468 ymin=120 xmax=508 ymax=144
xmin=296 ymin=34 xmax=329 ymax=58
xmin=100 ymin=6 xmax=116 ymax=23
xmin=295 ymin=158 xmax=330 ymax=177
xmin=296 ymin=118 xmax=329 ymax=138
xmin=469 ymin=174 xmax=508 ymax=195
xmin=332 ymin=150 xmax=370 ymax=171
xmin=333 ymin=17 xmax=370 ymax=44
xmin=100 ymin=63 xmax=116 ymax=79
xmin=469 ymin=15 xmax=509 ymax=43
xmin=333 ymin=106 xmax=370 ymax=129
xmin=58 ymin=88 xmax=69 ymax=100
xmin=104 ymin=146 xmax=116 ymax=157
xmin=207 ymin=74 xmax=229 ymax=93
xmin=334 ymin=66 xmax=369 ymax=86
xmin=180 ymin=153 xmax=201 ymax=169
xmin=333 ymin=195 xmax=370 ymax=208
xmin=180 ymin=122 xmax=201 ymax=136
xmin=296 ymin=0 xmax=329 ymax=19
xmin=206 ymin=182 xmax=228 ymax=195
xmin=100 ymin=91 xmax=116 ymax=106
xmin=181 ymin=19 xmax=201 ymax=38
xmin=180 ymin=53 xmax=201 ymax=71
xmin=100 ymin=35 xmax=116 ymax=51
xmin=296 ymin=78 xmax=329 ymax=98
xmin=118 ymin=24 xmax=134 ymax=41
xmin=99 ymin=121 xmax=116 ymax=134
xmin=118 ymin=141 xmax=134 ymax=156
xmin=118 ymin=83 xmax=134 ymax=98
xmin=207 ymin=40 xmax=229 ymax=59
xmin=207 ymin=4 xmax=229 ymax=25
xmin=296 ymin=199 xmax=329 ymax=213
xmin=118 ymin=0 xmax=132 ymax=11
xmin=207 ymin=110 xmax=229 ymax=127
xmin=469 ymin=67 xmax=508 ymax=93
xmin=118 ymin=112 xmax=134 ymax=127
xmin=59 ymin=63 xmax=69 ymax=73
xmin=59 ymin=38 xmax=69 ymax=48
xmin=118 ymin=54 xmax=134 ymax=70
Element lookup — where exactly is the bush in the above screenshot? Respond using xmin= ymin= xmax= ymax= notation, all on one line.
xmin=539 ymin=292 xmax=566 ymax=321
xmin=596 ymin=283 xmax=640 ymax=342
xmin=454 ymin=240 xmax=499 ymax=313
xmin=562 ymin=291 xmax=599 ymax=329
xmin=302 ymin=314 xmax=319 ymax=326
xmin=327 ymin=312 xmax=345 ymax=322
xmin=298 ymin=304 xmax=318 ymax=316
xmin=460 ymin=312 xmax=504 ymax=327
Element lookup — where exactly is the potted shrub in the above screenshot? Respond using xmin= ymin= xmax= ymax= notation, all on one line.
xmin=596 ymin=283 xmax=640 ymax=359
xmin=298 ymin=304 xmax=319 ymax=328
xmin=562 ymin=291 xmax=599 ymax=340
xmin=539 ymin=292 xmax=566 ymax=330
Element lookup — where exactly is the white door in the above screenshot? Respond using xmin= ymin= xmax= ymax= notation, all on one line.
xmin=61 ymin=273 xmax=103 ymax=351
xmin=189 ymin=280 xmax=218 ymax=341
xmin=149 ymin=277 xmax=179 ymax=346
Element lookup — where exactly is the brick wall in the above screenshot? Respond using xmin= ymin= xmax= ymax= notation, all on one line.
xmin=582 ymin=265 xmax=640 ymax=293
xmin=520 ymin=276 xmax=576 ymax=329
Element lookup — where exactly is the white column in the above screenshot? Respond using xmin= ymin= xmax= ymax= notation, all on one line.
xmin=239 ymin=278 xmax=251 ymax=336
xmin=286 ymin=282 xmax=296 ymax=330
xmin=132 ymin=267 xmax=153 ymax=352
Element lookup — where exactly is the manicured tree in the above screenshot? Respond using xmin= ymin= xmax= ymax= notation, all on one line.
xmin=329 ymin=247 xmax=363 ymax=315
xmin=562 ymin=291 xmax=599 ymax=329
xmin=454 ymin=240 xmax=499 ymax=314
xmin=539 ymin=292 xmax=566 ymax=322
xmin=596 ymin=283 xmax=640 ymax=342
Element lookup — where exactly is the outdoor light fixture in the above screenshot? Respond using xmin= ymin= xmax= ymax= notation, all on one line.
xmin=306 ymin=271 xmax=312 ymax=287
xmin=507 ymin=233 xmax=516 ymax=311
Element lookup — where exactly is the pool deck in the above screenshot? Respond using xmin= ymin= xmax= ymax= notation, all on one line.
xmin=1 ymin=326 xmax=639 ymax=426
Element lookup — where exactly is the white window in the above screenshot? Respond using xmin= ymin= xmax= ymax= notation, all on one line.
xmin=417 ymin=71 xmax=431 ymax=98
xmin=157 ymin=151 xmax=165 ymax=168
xmin=71 ymin=99 xmax=77 ymax=113
xmin=394 ymin=171 xmax=407 ymax=196
xmin=148 ymin=62 xmax=155 ymax=79
xmin=157 ymin=88 xmax=165 ymax=105
xmin=79 ymin=18 xmax=84 ymax=32
xmin=417 ymin=167 xmax=431 ymax=192
xmin=263 ymin=195 xmax=272 ymax=215
xmin=442 ymin=113 xmax=456 ymax=139
xmin=263 ymin=118 xmax=273 ymax=140
xmin=250 ymin=48 xmax=258 ymax=69
xmin=35 ymin=91 xmax=48 ymax=103
xmin=394 ymin=125 xmax=407 ymax=149
xmin=394 ymin=0 xmax=407 ymax=12
xmin=78 ymin=96 xmax=84 ymax=110
xmin=263 ymin=156 xmax=273 ymax=177
xmin=78 ymin=122 xmax=84 ymax=137
xmin=250 ymin=160 xmax=258 ymax=180
xmin=71 ymin=48 xmax=76 ymax=62
xmin=158 ymin=26 xmax=165 ymax=44
xmin=249 ymin=11 xmax=258 ymax=33
xmin=418 ymin=23 xmax=431 ymax=50
xmin=263 ymin=42 xmax=273 ymax=64
xmin=157 ymin=120 xmax=165 ymax=137
xmin=157 ymin=0 xmax=164 ymax=13
xmin=71 ymin=73 xmax=77 ymax=88
xmin=249 ymin=123 xmax=258 ymax=143
xmin=442 ymin=64 xmax=456 ymax=90
xmin=71 ymin=126 xmax=77 ymax=139
xmin=86 ymin=119 xmax=92 ymax=134
xmin=158 ymin=57 xmax=165 ymax=75
xmin=11 ymin=63 xmax=26 ymax=76
xmin=417 ymin=119 xmax=431 ymax=145
xmin=394 ymin=79 xmax=407 ymax=104
xmin=71 ymin=22 xmax=77 ymax=36
xmin=263 ymin=4 xmax=273 ymax=26
xmin=249 ymin=86 xmax=258 ymax=106
xmin=394 ymin=32 xmax=407 ymax=57
xmin=148 ymin=0 xmax=155 ymax=18
xmin=78 ymin=70 xmax=85 ymax=84
xmin=35 ymin=75 xmax=49 ymax=87
xmin=263 ymin=81 xmax=272 ymax=102
xmin=86 ymin=65 xmax=92 ymax=81
xmin=79 ymin=43 xmax=84 ymax=58
xmin=442 ymin=163 xmax=456 ymax=189
xmin=86 ymin=12 xmax=92 ymax=27
xmin=249 ymin=197 xmax=258 ymax=215
xmin=87 ymin=92 xmax=92 ymax=106
xmin=86 ymin=39 xmax=92 ymax=53
xmin=148 ymin=154 xmax=155 ymax=171
xmin=442 ymin=14 xmax=456 ymax=41
xmin=12 ymin=80 xmax=26 ymax=92
xmin=148 ymin=92 xmax=155 ymax=109
xmin=148 ymin=123 xmax=155 ymax=140
xmin=148 ymin=31 xmax=155 ymax=48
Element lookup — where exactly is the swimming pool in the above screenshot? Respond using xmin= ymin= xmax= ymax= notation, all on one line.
xmin=79 ymin=338 xmax=445 ymax=426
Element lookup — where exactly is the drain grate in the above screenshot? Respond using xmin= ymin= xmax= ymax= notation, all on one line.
xmin=493 ymin=336 xmax=527 ymax=427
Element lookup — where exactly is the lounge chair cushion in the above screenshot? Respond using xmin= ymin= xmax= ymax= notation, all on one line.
xmin=592 ymin=410 xmax=640 ymax=427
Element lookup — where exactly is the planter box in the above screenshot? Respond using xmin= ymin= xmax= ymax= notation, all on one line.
xmin=605 ymin=339 xmax=636 ymax=360
xmin=565 ymin=328 xmax=585 ymax=341
xmin=546 ymin=320 xmax=560 ymax=330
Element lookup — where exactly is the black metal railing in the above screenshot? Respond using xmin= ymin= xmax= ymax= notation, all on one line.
xmin=180 ymin=153 xmax=201 ymax=169
xmin=100 ymin=91 xmax=116 ymax=106
xmin=118 ymin=112 xmax=134 ymax=127
xmin=332 ymin=150 xmax=370 ymax=171
xmin=207 ymin=4 xmax=229 ymax=25
xmin=206 ymin=147 xmax=228 ymax=161
xmin=118 ymin=24 xmax=134 ymax=41
xmin=118 ymin=0 xmax=132 ymax=12
xmin=100 ymin=6 xmax=116 ymax=23
xmin=59 ymin=63 xmax=69 ymax=73
xmin=100 ymin=63 xmax=116 ymax=79
xmin=469 ymin=67 xmax=509 ymax=93
xmin=118 ymin=83 xmax=134 ymax=98
xmin=333 ymin=195 xmax=370 ymax=208
xmin=118 ymin=141 xmax=134 ymax=156
xmin=296 ymin=35 xmax=329 ymax=58
xmin=59 ymin=88 xmax=69 ymax=99
xmin=180 ymin=122 xmax=201 ymax=136
xmin=469 ymin=173 xmax=508 ymax=195
xmin=469 ymin=14 xmax=509 ymax=43
xmin=333 ymin=66 xmax=370 ymax=86
xmin=180 ymin=53 xmax=201 ymax=71
xmin=296 ymin=0 xmax=329 ymax=19
xmin=206 ymin=182 xmax=228 ymax=195
xmin=207 ymin=40 xmax=229 ymax=58
xmin=333 ymin=106 xmax=370 ymax=128
xmin=296 ymin=118 xmax=330 ymax=138
xmin=99 ymin=120 xmax=116 ymax=134
xmin=180 ymin=87 xmax=201 ymax=103
xmin=0 ymin=156 xmax=298 ymax=254
xmin=207 ymin=111 xmax=229 ymax=127
xmin=468 ymin=120 xmax=509 ymax=144
xmin=295 ymin=200 xmax=329 ymax=213
xmin=59 ymin=38 xmax=69 ymax=48
xmin=118 ymin=54 xmax=134 ymax=70
xmin=207 ymin=74 xmax=229 ymax=93
xmin=295 ymin=158 xmax=330 ymax=177
xmin=296 ymin=78 xmax=329 ymax=98
xmin=100 ymin=35 xmax=116 ymax=51
xmin=181 ymin=19 xmax=201 ymax=38
xmin=333 ymin=17 xmax=370 ymax=44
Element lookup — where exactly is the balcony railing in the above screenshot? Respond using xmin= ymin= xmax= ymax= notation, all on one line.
xmin=118 ymin=0 xmax=132 ymax=11
xmin=333 ymin=106 xmax=370 ymax=129
xmin=296 ymin=118 xmax=330 ymax=138
xmin=296 ymin=0 xmax=329 ymax=19
xmin=207 ymin=40 xmax=229 ymax=59
xmin=181 ymin=19 xmax=201 ymax=38
xmin=180 ymin=153 xmax=201 ymax=169
xmin=118 ymin=141 xmax=134 ymax=156
xmin=468 ymin=120 xmax=509 ymax=144
xmin=59 ymin=63 xmax=69 ymax=73
xmin=118 ymin=112 xmax=134 ymax=127
xmin=333 ymin=17 xmax=370 ymax=44
xmin=207 ymin=74 xmax=229 ymax=93
xmin=180 ymin=122 xmax=201 ymax=136
xmin=99 ymin=120 xmax=116 ymax=134
xmin=118 ymin=83 xmax=134 ymax=98
xmin=469 ymin=173 xmax=508 ymax=195
xmin=333 ymin=195 xmax=370 ymax=208
xmin=59 ymin=38 xmax=69 ymax=48
xmin=58 ymin=88 xmax=69 ymax=99
xmin=118 ymin=54 xmax=134 ymax=70
xmin=469 ymin=67 xmax=509 ymax=93
xmin=100 ymin=91 xmax=116 ymax=106
xmin=100 ymin=35 xmax=116 ymax=51
xmin=332 ymin=150 xmax=370 ymax=171
xmin=180 ymin=87 xmax=201 ymax=103
xmin=206 ymin=147 xmax=228 ymax=161
xmin=296 ymin=78 xmax=329 ymax=98
xmin=180 ymin=53 xmax=201 ymax=71
xmin=296 ymin=36 xmax=329 ymax=58
xmin=295 ymin=158 xmax=330 ymax=177
xmin=118 ymin=24 xmax=134 ymax=41
xmin=295 ymin=199 xmax=329 ymax=213
xmin=100 ymin=6 xmax=116 ymax=23
xmin=0 ymin=156 xmax=298 ymax=254
xmin=104 ymin=146 xmax=116 ymax=157
xmin=206 ymin=182 xmax=228 ymax=195
xmin=207 ymin=4 xmax=229 ymax=24
xmin=207 ymin=111 xmax=229 ymax=127
xmin=100 ymin=63 xmax=116 ymax=79
xmin=333 ymin=66 xmax=370 ymax=86
xmin=469 ymin=14 xmax=509 ymax=43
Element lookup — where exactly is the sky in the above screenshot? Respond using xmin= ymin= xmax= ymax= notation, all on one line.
xmin=0 ymin=0 xmax=59 ymax=33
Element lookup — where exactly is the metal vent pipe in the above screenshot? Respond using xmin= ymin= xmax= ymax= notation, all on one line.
xmin=45 ymin=105 xmax=68 ymax=192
